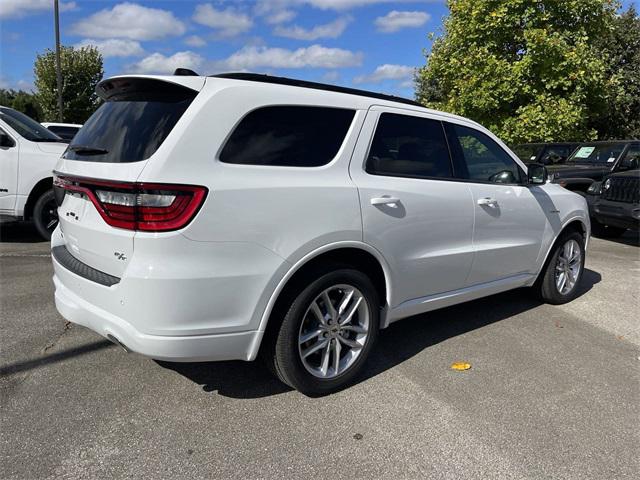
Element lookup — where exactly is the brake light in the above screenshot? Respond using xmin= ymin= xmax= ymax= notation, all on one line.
xmin=53 ymin=173 xmax=207 ymax=232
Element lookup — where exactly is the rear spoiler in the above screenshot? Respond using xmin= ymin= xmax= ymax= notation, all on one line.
xmin=96 ymin=75 xmax=205 ymax=101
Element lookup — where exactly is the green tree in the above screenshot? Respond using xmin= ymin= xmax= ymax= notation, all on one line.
xmin=34 ymin=45 xmax=103 ymax=124
xmin=415 ymin=0 xmax=622 ymax=144
xmin=0 ymin=89 xmax=42 ymax=121
xmin=592 ymin=5 xmax=640 ymax=139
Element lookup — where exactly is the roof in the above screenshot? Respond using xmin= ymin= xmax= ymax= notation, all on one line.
xmin=210 ymin=72 xmax=423 ymax=108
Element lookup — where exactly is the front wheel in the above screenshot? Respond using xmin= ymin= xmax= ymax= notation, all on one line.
xmin=33 ymin=189 xmax=58 ymax=240
xmin=535 ymin=232 xmax=585 ymax=304
xmin=266 ymin=268 xmax=380 ymax=396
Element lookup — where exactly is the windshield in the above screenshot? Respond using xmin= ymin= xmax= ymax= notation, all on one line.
xmin=64 ymin=80 xmax=196 ymax=163
xmin=513 ymin=144 xmax=541 ymax=162
xmin=568 ymin=144 xmax=625 ymax=164
xmin=0 ymin=107 xmax=63 ymax=142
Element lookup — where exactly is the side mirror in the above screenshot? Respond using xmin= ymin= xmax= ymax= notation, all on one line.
xmin=0 ymin=131 xmax=15 ymax=148
xmin=527 ymin=163 xmax=547 ymax=185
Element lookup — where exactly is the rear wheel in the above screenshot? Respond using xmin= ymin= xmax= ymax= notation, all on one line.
xmin=535 ymin=232 xmax=585 ymax=304
xmin=33 ymin=189 xmax=58 ymax=240
xmin=266 ymin=268 xmax=379 ymax=396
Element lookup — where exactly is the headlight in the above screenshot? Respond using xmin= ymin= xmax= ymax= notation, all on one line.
xmin=587 ymin=181 xmax=602 ymax=194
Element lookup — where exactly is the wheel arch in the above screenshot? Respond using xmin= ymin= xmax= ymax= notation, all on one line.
xmin=249 ymin=242 xmax=393 ymax=361
xmin=534 ymin=217 xmax=589 ymax=284
xmin=23 ymin=177 xmax=53 ymax=220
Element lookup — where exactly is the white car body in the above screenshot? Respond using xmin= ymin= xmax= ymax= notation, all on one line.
xmin=0 ymin=107 xmax=66 ymax=224
xmin=51 ymin=74 xmax=590 ymax=366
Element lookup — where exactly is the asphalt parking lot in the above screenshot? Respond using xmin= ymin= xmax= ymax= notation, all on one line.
xmin=1 ymin=223 xmax=638 ymax=479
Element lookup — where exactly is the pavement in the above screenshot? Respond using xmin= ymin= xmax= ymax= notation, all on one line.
xmin=1 ymin=222 xmax=639 ymax=479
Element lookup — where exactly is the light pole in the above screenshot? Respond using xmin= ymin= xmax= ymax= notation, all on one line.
xmin=54 ymin=0 xmax=63 ymax=122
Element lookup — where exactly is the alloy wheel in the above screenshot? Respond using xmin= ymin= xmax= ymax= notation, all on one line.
xmin=555 ymin=239 xmax=582 ymax=295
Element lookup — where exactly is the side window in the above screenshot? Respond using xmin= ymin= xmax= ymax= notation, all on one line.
xmin=219 ymin=106 xmax=355 ymax=167
xmin=366 ymin=113 xmax=452 ymax=179
xmin=620 ymin=144 xmax=640 ymax=171
xmin=446 ymin=123 xmax=523 ymax=184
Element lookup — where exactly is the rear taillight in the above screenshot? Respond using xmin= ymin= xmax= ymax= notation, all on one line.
xmin=53 ymin=173 xmax=207 ymax=232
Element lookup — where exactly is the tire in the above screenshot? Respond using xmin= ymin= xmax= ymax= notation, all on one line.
xmin=33 ymin=189 xmax=58 ymax=240
xmin=265 ymin=268 xmax=380 ymax=396
xmin=590 ymin=219 xmax=626 ymax=238
xmin=535 ymin=231 xmax=585 ymax=305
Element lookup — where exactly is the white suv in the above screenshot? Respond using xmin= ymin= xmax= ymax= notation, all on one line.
xmin=1 ymin=106 xmax=67 ymax=239
xmin=51 ymin=73 xmax=589 ymax=395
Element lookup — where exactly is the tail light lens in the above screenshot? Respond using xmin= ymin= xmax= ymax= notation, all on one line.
xmin=53 ymin=174 xmax=207 ymax=232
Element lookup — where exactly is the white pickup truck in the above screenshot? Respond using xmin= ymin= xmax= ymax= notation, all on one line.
xmin=0 ymin=106 xmax=67 ymax=239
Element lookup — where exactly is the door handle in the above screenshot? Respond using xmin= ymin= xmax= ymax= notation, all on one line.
xmin=370 ymin=196 xmax=400 ymax=206
xmin=477 ymin=197 xmax=498 ymax=208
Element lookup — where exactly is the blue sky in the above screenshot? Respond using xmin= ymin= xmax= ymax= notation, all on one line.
xmin=0 ymin=0 xmax=635 ymax=98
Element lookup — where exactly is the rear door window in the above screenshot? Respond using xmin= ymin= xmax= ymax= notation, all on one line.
xmin=219 ymin=106 xmax=355 ymax=167
xmin=366 ymin=113 xmax=453 ymax=179
xmin=63 ymin=79 xmax=196 ymax=163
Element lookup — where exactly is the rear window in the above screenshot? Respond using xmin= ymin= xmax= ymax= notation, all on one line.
xmin=219 ymin=106 xmax=355 ymax=167
xmin=63 ymin=79 xmax=196 ymax=163
xmin=47 ymin=126 xmax=79 ymax=141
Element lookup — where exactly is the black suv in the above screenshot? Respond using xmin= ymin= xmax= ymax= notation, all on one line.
xmin=548 ymin=141 xmax=640 ymax=192
xmin=588 ymin=170 xmax=640 ymax=237
xmin=513 ymin=142 xmax=579 ymax=165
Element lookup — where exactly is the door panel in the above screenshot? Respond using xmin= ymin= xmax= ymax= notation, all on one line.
xmin=467 ymin=183 xmax=546 ymax=284
xmin=350 ymin=107 xmax=475 ymax=307
xmin=443 ymin=121 xmax=547 ymax=284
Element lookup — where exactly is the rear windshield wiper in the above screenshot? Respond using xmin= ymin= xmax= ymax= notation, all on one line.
xmin=68 ymin=144 xmax=109 ymax=155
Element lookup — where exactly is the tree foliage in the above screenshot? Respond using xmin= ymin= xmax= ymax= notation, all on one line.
xmin=415 ymin=0 xmax=636 ymax=144
xmin=592 ymin=5 xmax=640 ymax=139
xmin=34 ymin=46 xmax=104 ymax=124
xmin=0 ymin=89 xmax=42 ymax=121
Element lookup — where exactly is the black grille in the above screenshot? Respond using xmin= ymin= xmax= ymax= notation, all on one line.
xmin=52 ymin=246 xmax=120 ymax=287
xmin=601 ymin=176 xmax=640 ymax=204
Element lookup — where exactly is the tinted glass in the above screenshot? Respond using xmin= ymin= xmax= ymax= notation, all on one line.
xmin=47 ymin=126 xmax=79 ymax=141
xmin=220 ymin=106 xmax=355 ymax=167
xmin=64 ymin=85 xmax=195 ymax=163
xmin=568 ymin=143 xmax=625 ymax=164
xmin=513 ymin=144 xmax=541 ymax=162
xmin=366 ymin=113 xmax=452 ymax=179
xmin=0 ymin=107 xmax=62 ymax=142
xmin=447 ymin=124 xmax=522 ymax=184
xmin=540 ymin=145 xmax=574 ymax=164
xmin=620 ymin=144 xmax=640 ymax=170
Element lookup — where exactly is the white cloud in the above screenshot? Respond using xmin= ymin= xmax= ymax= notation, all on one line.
xmin=256 ymin=0 xmax=435 ymax=12
xmin=71 ymin=3 xmax=186 ymax=41
xmin=192 ymin=4 xmax=253 ymax=37
xmin=0 ymin=0 xmax=76 ymax=19
xmin=184 ymin=35 xmax=207 ymax=47
xmin=321 ymin=71 xmax=340 ymax=82
xmin=264 ymin=9 xmax=297 ymax=25
xmin=128 ymin=51 xmax=205 ymax=75
xmin=354 ymin=64 xmax=415 ymax=84
xmin=374 ymin=10 xmax=430 ymax=33
xmin=274 ymin=16 xmax=351 ymax=40
xmin=74 ymin=39 xmax=144 ymax=58
xmin=213 ymin=44 xmax=363 ymax=70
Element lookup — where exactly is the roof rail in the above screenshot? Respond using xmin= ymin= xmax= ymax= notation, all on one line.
xmin=210 ymin=72 xmax=424 ymax=108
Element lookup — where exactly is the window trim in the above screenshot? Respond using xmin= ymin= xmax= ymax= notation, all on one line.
xmin=363 ymin=111 xmax=457 ymax=182
xmin=215 ymin=103 xmax=358 ymax=169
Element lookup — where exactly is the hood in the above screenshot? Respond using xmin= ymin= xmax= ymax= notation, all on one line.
xmin=36 ymin=142 xmax=68 ymax=155
xmin=547 ymin=163 xmax=611 ymax=179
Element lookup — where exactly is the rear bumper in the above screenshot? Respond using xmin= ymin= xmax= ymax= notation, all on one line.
xmin=53 ymin=271 xmax=262 ymax=362
xmin=50 ymin=226 xmax=285 ymax=362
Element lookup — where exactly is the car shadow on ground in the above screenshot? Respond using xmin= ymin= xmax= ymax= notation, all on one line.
xmin=159 ymin=268 xmax=601 ymax=399
xmin=599 ymin=230 xmax=640 ymax=247
xmin=0 ymin=222 xmax=46 ymax=243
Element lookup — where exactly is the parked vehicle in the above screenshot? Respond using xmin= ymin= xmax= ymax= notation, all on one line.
xmin=51 ymin=73 xmax=590 ymax=395
xmin=41 ymin=122 xmax=82 ymax=142
xmin=548 ymin=140 xmax=639 ymax=192
xmin=513 ymin=142 xmax=579 ymax=165
xmin=586 ymin=170 xmax=640 ymax=237
xmin=0 ymin=106 xmax=67 ymax=239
